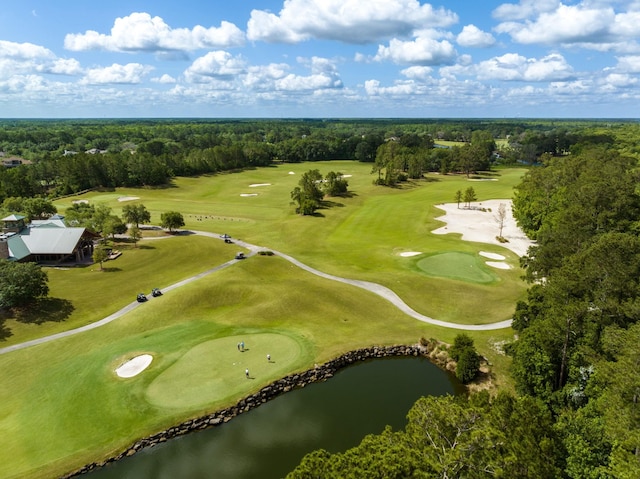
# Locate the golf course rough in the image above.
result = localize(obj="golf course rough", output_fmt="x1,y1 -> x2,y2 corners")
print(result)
146,333 -> 303,409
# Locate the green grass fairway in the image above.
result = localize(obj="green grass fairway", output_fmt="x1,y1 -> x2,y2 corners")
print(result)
416,252 -> 499,284
0,162 -> 529,479
146,333 -> 302,409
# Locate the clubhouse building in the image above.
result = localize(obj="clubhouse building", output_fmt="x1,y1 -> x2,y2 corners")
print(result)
0,214 -> 97,264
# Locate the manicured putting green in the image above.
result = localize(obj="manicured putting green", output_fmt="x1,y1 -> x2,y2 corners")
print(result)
416,252 -> 498,284
146,333 -> 302,409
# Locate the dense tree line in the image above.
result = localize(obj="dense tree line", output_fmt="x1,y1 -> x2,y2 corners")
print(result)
3,119 -> 636,205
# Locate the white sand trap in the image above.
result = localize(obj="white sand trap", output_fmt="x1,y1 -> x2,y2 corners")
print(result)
249,183 -> 271,187
72,199 -> 89,204
486,261 -> 511,270
341,174 -> 352,178
400,251 -> 422,257
115,354 -> 153,378
288,171 -> 295,175
240,193 -> 258,197
432,199 -> 534,257
118,196 -> 140,202
468,178 -> 498,181
479,251 -> 506,260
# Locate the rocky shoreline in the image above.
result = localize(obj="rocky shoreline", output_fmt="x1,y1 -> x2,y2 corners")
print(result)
64,344 -> 436,478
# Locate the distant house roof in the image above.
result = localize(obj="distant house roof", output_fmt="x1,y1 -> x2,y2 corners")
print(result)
2,214 -> 26,221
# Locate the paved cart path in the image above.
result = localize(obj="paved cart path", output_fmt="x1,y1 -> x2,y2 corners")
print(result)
0,231 -> 511,355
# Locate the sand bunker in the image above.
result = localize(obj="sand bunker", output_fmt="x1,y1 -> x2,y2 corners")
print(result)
118,196 -> 140,202
249,183 -> 271,187
115,354 -> 153,378
288,171 -> 295,175
72,199 -> 89,204
479,251 -> 506,260
240,193 -> 258,197
486,261 -> 511,270
432,199 -> 534,257
341,174 -> 353,178
400,251 -> 422,257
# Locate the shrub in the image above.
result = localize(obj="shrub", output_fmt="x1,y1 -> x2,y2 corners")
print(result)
456,348 -> 480,383
449,333 -> 474,361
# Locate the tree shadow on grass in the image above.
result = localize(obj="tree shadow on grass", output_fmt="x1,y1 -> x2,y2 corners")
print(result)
14,298 -> 75,325
0,313 -> 13,341
97,267 -> 122,273
319,200 -> 345,209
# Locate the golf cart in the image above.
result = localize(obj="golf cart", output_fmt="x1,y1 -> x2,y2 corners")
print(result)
136,293 -> 147,302
151,288 -> 162,297
235,252 -> 245,260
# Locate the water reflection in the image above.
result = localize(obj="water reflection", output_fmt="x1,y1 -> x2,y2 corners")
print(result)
89,356 -> 460,479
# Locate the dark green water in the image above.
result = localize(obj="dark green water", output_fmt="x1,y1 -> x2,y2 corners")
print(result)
88,357 -> 460,479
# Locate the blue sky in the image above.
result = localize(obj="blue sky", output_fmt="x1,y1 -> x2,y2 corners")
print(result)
1,0 -> 640,118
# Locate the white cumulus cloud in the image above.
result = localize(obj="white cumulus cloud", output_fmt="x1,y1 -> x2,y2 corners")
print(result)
493,2 -> 640,53
400,66 -> 433,80
80,63 -> 154,84
613,55 -> 640,73
474,52 -> 574,82
151,74 -> 177,84
492,0 -> 560,21
65,12 -> 245,52
0,40 -> 82,79
247,0 -> 458,44
0,40 -> 55,60
373,33 -> 457,65
495,4 -> 614,45
184,51 -> 247,83
457,25 -> 496,48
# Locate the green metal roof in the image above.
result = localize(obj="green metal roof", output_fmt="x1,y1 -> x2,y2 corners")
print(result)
6,234 -> 30,261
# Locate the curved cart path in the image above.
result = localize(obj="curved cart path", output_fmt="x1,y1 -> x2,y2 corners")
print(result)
0,231 -> 511,355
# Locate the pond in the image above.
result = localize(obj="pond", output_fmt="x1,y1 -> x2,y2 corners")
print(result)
88,356 -> 461,479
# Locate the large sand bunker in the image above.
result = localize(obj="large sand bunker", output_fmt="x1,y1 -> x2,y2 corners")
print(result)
115,354 -> 153,378
432,200 -> 533,257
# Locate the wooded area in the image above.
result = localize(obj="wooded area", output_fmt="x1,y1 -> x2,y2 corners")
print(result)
2,118 -> 638,204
